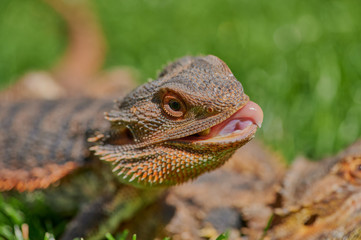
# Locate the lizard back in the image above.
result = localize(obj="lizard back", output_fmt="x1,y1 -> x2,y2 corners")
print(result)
0,98 -> 112,191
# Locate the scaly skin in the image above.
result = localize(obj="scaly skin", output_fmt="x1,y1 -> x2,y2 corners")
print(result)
0,98 -> 112,191
0,55 -> 263,239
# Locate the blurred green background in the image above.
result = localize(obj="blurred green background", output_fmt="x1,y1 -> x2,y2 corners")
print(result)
1,0 -> 360,162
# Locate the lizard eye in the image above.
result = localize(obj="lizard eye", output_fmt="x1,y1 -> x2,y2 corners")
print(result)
162,93 -> 186,118
169,99 -> 181,111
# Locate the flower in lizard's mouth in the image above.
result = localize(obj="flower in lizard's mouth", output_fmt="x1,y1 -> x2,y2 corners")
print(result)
180,101 -> 263,144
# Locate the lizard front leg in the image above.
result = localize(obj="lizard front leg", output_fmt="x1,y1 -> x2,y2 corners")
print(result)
61,186 -> 163,240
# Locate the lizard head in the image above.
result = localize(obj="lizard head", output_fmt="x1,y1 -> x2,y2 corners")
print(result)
90,55 -> 263,187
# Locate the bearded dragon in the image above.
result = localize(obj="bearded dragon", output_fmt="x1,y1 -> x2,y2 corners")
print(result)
0,55 -> 263,239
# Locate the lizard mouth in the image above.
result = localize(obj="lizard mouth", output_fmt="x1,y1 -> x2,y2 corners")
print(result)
92,101 -> 263,147
179,101 -> 263,144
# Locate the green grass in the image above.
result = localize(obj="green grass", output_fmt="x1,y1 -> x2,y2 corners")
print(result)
0,0 -> 361,239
